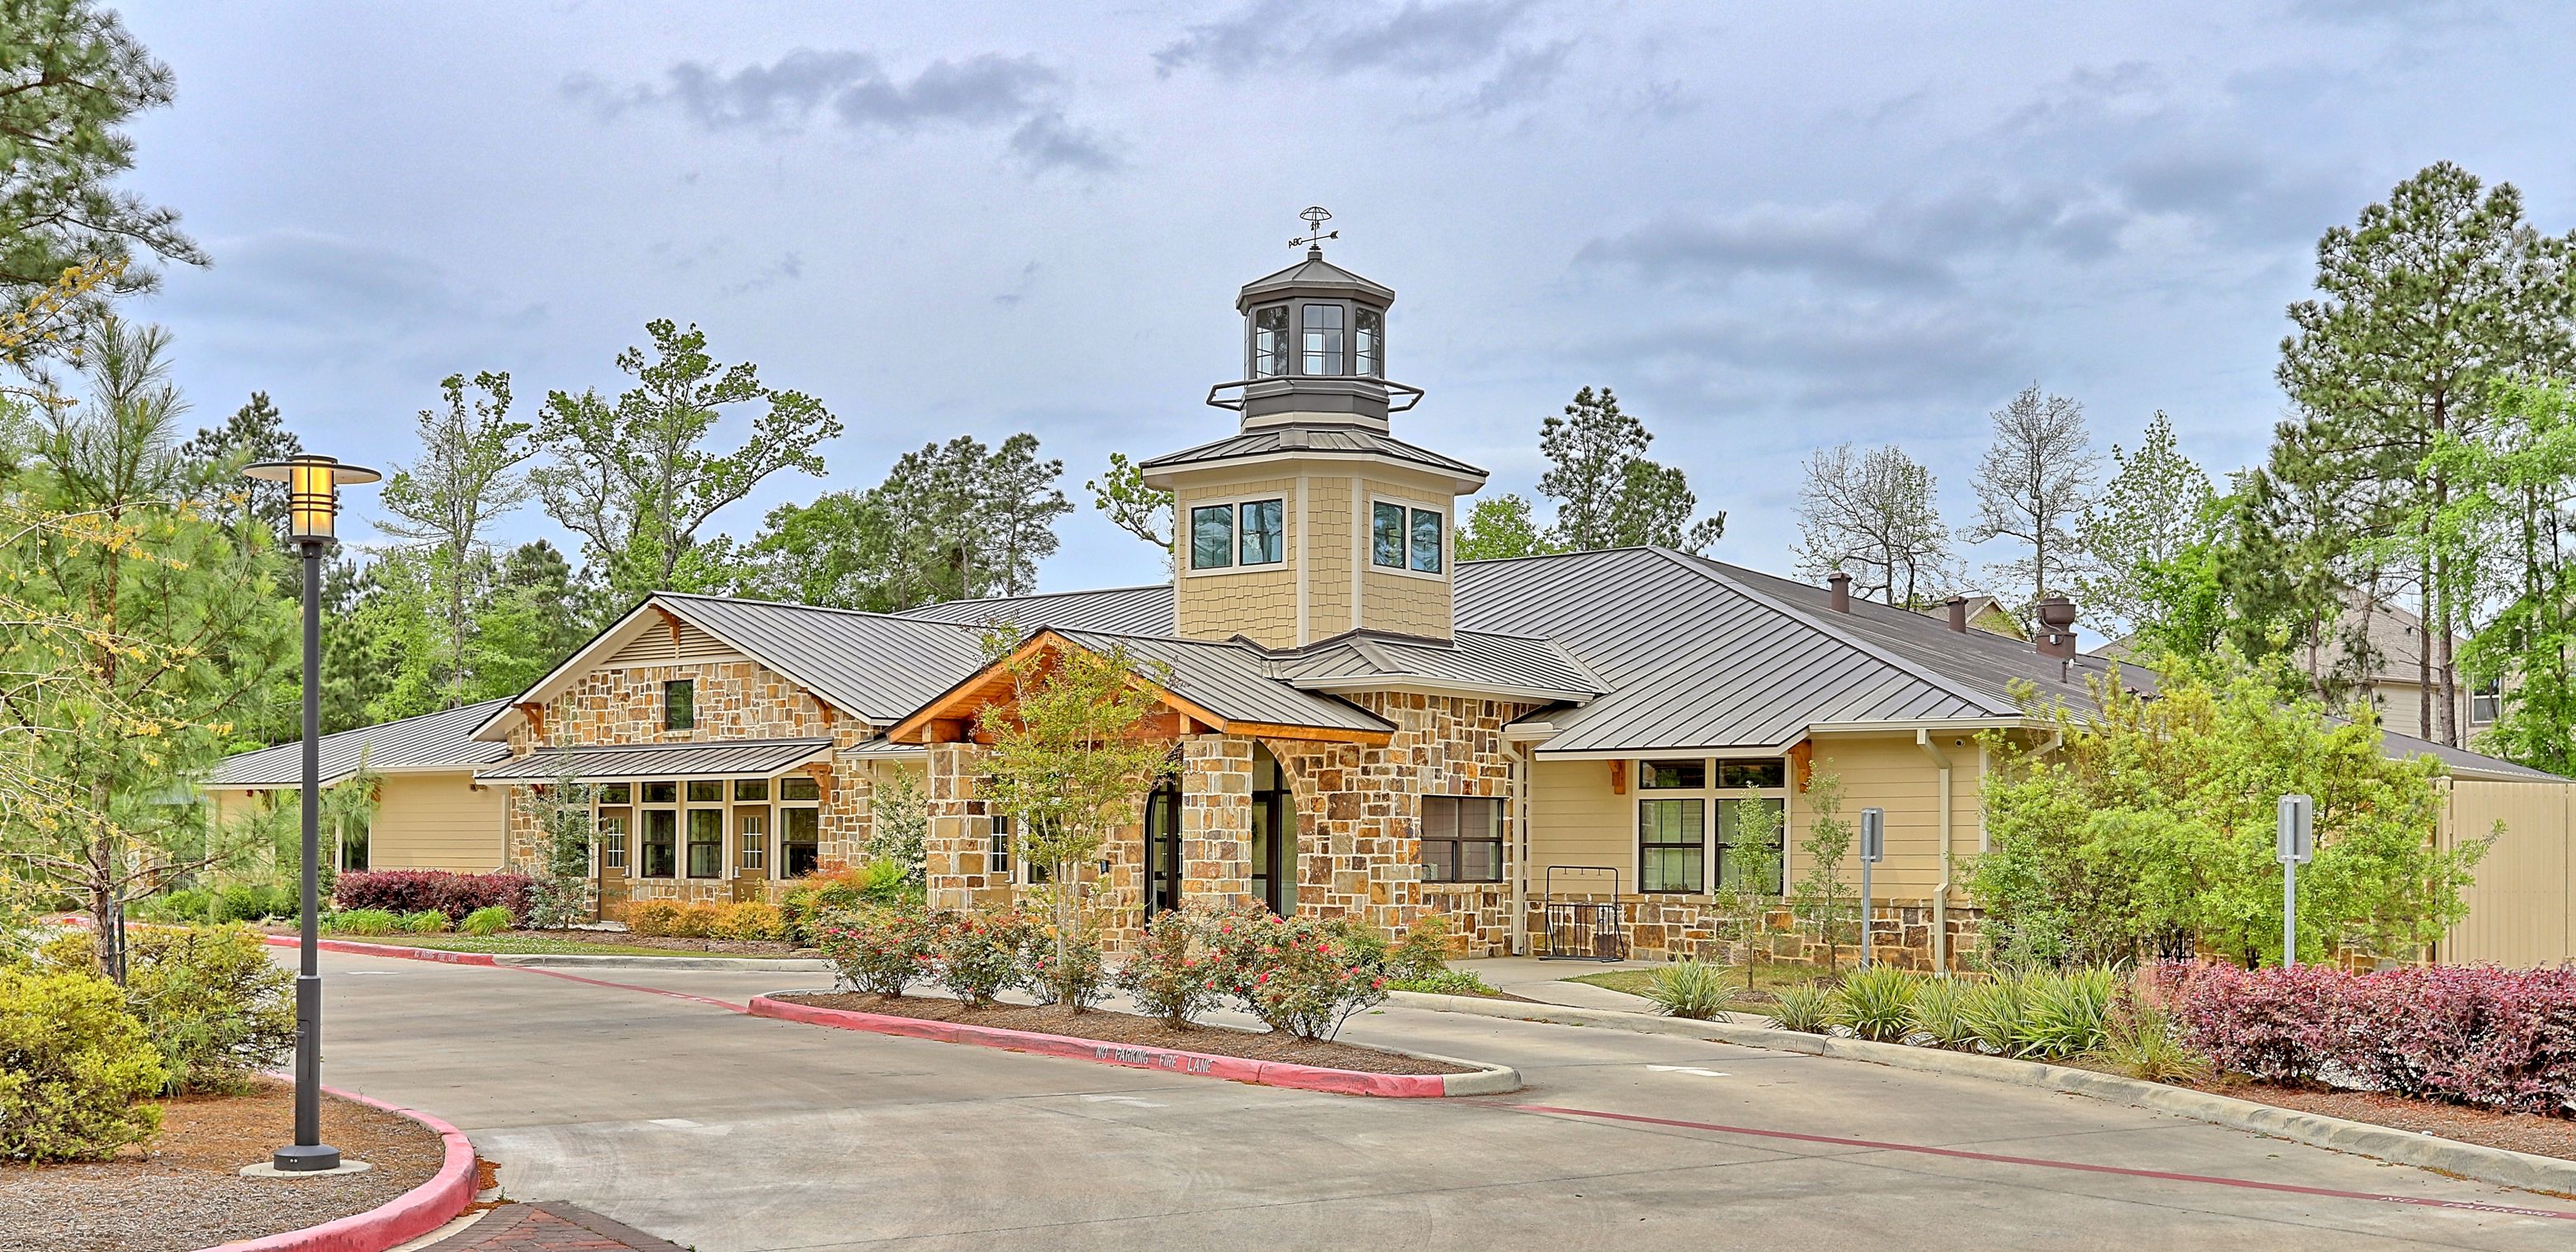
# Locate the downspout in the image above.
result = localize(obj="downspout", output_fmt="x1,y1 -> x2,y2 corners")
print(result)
1510,740 -> 1534,956
1916,729 -> 1953,974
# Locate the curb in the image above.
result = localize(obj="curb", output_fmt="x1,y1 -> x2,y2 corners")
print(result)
1388,990 -> 2576,1196
253,934 -> 826,971
749,994 -> 1520,1098
257,936 -> 497,966
199,1087 -> 478,1252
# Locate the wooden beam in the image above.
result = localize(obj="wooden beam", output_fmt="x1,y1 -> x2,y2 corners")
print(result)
654,605 -> 684,648
1609,760 -> 1627,795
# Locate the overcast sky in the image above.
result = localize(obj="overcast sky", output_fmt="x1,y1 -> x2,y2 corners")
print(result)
115,0 -> 2576,603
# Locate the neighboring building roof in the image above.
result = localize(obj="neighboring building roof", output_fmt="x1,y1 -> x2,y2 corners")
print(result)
1051,629 -> 1395,735
206,698 -> 515,789
477,737 -> 835,783
1134,424 -> 1487,485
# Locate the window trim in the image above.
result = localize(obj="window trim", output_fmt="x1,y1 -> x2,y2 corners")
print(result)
1420,794 -> 1504,884
663,679 -> 695,732
1248,302 -> 1290,378
1183,492 -> 1294,577
1631,756 -> 1792,899
1365,493 -> 1449,581
1299,301 -> 1347,377
2469,680 -> 2503,725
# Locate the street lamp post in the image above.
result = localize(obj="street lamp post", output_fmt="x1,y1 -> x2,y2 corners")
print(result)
243,454 -> 379,1174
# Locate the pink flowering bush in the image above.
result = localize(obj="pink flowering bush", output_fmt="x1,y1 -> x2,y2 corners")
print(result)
2159,961 -> 2576,1115
1116,909 -> 1225,1026
1023,922 -> 1108,1010
936,905 -> 1041,1007
1197,902 -> 1388,1040
815,904 -> 943,998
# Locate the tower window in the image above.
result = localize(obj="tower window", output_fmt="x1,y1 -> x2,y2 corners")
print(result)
1356,307 -> 1382,377
1371,501 -> 1406,568
1301,303 -> 1344,376
1410,507 -> 1443,573
1239,499 -> 1284,565
663,679 -> 694,731
1251,305 -> 1289,377
1191,505 -> 1234,570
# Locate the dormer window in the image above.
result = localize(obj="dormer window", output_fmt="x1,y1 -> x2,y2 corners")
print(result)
1356,307 -> 1382,376
1301,303 -> 1344,375
1252,305 -> 1289,377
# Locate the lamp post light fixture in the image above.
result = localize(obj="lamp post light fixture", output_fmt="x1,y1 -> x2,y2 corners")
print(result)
241,454 -> 379,1174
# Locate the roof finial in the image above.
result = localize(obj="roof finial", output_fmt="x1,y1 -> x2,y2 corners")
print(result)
1290,205 -> 1338,257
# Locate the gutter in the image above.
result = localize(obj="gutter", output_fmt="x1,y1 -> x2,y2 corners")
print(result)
1512,739 -> 1535,956
1916,728 -> 1953,974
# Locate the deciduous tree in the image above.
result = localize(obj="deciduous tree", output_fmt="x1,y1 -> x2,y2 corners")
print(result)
376,371 -> 534,709
1793,442 -> 1950,608
1963,383 -> 2096,626
2073,413 -> 2217,638
1454,492 -> 1560,562
740,434 -> 1069,611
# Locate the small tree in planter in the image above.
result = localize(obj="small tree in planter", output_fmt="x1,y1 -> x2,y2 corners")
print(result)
1714,786 -> 1785,991
974,627 -> 1178,1008
1790,771 -> 1857,970
513,759 -> 596,928
863,766 -> 928,884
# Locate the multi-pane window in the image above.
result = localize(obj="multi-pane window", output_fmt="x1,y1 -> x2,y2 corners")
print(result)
597,814 -> 627,870
733,779 -> 769,803
1639,797 -> 1706,894
641,810 -> 677,879
1301,303 -> 1344,375
1191,500 -> 1285,571
1636,759 -> 1790,897
664,679 -> 694,731
1356,307 -> 1382,377
1422,795 -> 1503,883
686,809 -> 722,879
1371,501 -> 1442,573
1252,304 -> 1289,377
1371,501 -> 1407,568
780,807 -> 819,878
736,809 -> 767,870
989,811 -> 1013,877
1716,797 -> 1786,894
2471,681 -> 2502,724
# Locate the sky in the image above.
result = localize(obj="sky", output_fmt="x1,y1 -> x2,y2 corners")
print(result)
111,0 -> 2576,609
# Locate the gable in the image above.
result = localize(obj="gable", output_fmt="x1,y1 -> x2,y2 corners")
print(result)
605,615 -> 743,666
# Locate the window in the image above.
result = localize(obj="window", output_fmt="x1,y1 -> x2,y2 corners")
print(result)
1356,307 -> 1382,377
733,779 -> 769,802
664,680 -> 694,731
1719,761 -> 1784,789
1422,796 -> 1503,883
338,813 -> 369,873
686,809 -> 723,879
686,780 -> 722,805
1372,501 -> 1407,567
1639,798 -> 1706,893
1191,504 -> 1234,570
1409,507 -> 1442,573
1641,760 -> 1707,790
598,813 -> 628,870
780,775 -> 820,802
641,809 -> 677,879
736,809 -> 767,870
989,811 -> 1012,878
1251,304 -> 1289,377
2471,681 -> 2502,724
1716,797 -> 1786,894
1238,499 -> 1284,565
599,783 -> 632,805
780,807 -> 819,878
642,781 -> 677,805
1301,302 -> 1343,375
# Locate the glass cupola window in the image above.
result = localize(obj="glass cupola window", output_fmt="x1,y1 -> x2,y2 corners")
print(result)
1251,305 -> 1290,377
1300,304 -> 1344,375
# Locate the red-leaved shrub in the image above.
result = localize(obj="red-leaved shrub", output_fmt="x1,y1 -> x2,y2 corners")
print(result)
332,870 -> 534,924
2159,960 -> 2576,1116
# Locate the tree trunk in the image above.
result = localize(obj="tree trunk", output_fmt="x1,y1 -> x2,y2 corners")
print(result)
2417,575 -> 2436,742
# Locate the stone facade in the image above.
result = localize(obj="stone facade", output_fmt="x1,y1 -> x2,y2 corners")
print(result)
1527,894 -> 1986,971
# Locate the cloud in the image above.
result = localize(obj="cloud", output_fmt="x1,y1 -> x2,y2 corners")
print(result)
1594,296 -> 2020,410
565,48 -> 1120,174
1157,0 -> 1541,80
1462,40 -> 1572,116
720,252 -> 806,298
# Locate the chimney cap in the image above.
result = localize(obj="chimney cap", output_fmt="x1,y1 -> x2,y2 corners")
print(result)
2034,595 -> 2077,629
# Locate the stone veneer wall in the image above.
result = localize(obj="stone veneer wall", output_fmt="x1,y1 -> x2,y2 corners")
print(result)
1526,895 -> 1985,971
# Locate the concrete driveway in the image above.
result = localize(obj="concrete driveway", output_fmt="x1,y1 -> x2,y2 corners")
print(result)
311,951 -> 2572,1252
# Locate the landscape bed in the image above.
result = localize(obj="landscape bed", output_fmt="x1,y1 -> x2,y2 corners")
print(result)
254,924 -> 810,959
768,990 -> 1472,1075
2187,1078 -> 2576,1163
0,1078 -> 447,1252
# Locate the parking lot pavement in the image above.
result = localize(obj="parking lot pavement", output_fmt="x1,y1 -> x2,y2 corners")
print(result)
312,951 -> 2575,1252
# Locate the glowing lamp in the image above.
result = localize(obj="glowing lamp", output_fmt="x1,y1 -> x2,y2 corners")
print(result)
244,455 -> 380,543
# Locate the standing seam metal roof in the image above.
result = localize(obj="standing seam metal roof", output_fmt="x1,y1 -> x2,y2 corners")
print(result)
207,698 -> 516,788
896,584 -> 1177,634
476,737 -> 835,782
653,593 -> 997,723
1048,630 -> 1392,733
1135,425 -> 1487,478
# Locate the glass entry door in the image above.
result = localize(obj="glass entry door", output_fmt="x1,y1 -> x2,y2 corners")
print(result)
1250,745 -> 1295,915
1144,778 -> 1181,918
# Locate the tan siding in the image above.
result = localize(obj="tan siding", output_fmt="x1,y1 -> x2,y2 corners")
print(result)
1306,477 -> 1354,638
1173,475 -> 1301,647
2442,778 -> 2574,967
367,771 -> 509,871
1527,759 -> 1636,891
1357,471 -> 1455,639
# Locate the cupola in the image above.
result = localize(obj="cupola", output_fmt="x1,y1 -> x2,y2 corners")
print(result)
1214,206 -> 1419,431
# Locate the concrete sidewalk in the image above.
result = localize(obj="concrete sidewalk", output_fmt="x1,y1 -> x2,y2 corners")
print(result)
1453,954 -> 1664,1011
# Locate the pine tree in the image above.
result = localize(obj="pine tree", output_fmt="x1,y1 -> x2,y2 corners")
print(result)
2073,413 -> 2216,638
1537,386 -> 1726,554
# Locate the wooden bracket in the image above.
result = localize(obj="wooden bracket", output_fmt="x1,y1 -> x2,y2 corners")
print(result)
1609,760 -> 1627,795
516,701 -> 548,742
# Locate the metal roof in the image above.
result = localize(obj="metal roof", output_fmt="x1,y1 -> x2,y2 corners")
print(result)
207,699 -> 515,789
1238,253 -> 1395,307
897,583 -> 1177,634
1135,424 -> 1487,481
477,737 -> 835,782
1051,629 -> 1392,733
653,594 -> 996,723
1268,629 -> 1605,701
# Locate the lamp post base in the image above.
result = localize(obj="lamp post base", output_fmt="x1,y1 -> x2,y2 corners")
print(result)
269,1142 -> 345,1173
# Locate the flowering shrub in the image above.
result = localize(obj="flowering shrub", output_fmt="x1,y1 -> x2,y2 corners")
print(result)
2160,961 -> 2576,1115
333,870 -> 534,923
817,905 -> 943,997
936,905 -> 1039,1007
1199,904 -> 1387,1040
1117,910 -> 1225,1026
1023,922 -> 1107,1011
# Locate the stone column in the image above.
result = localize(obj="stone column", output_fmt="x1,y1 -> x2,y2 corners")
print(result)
1180,733 -> 1253,904
923,741 -> 996,913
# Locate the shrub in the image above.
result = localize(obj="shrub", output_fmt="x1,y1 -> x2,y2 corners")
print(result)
2013,967 -> 2117,1058
460,906 -> 514,937
0,965 -> 167,1161
1200,908 -> 1387,1040
322,908 -> 401,937
712,901 -> 787,942
1834,965 -> 1921,1041
2095,995 -> 2209,1084
780,861 -> 914,944
937,906 -> 1039,1007
1766,981 -> 1837,1033
1957,975 -> 2031,1055
133,889 -> 209,924
625,899 -> 719,938
1385,915 -> 1455,984
333,870 -> 535,924
400,909 -> 452,935
121,925 -> 294,1094
1906,976 -> 1975,1047
1641,960 -> 1733,1020
1388,968 -> 1499,996
1115,909 -> 1224,1027
1023,923 -> 1108,1010
210,883 -> 291,924
817,905 -> 944,997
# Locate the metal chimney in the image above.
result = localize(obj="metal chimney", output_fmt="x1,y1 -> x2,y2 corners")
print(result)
1946,596 -> 1968,633
1828,571 -> 1850,614
2034,595 -> 2079,660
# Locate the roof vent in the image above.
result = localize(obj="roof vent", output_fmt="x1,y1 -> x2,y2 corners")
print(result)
1946,596 -> 1968,633
1828,571 -> 1850,614
2034,595 -> 2079,660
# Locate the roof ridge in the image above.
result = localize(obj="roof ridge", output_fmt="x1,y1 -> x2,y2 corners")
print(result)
905,582 -> 1169,611
234,695 -> 511,754
655,589 -> 985,626
1648,548 -> 2016,717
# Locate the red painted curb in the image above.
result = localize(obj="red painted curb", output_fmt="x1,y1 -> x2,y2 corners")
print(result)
197,1087 -> 479,1252
746,994 -> 1448,1098
256,934 -> 500,966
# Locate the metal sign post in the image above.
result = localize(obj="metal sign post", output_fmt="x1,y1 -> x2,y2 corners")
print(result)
1858,807 -> 1885,969
2277,794 -> 2313,969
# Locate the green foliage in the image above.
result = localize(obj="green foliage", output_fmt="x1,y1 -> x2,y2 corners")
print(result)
861,768 -> 928,884
2074,412 -> 2217,638
321,908 -> 400,937
1956,976 -> 2029,1055
2452,379 -> 2576,775
533,317 -> 841,597
1115,908 -> 1224,1025
1640,959 -> 1733,1020
1087,450 -> 1172,553
815,903 -> 942,998
2010,967 -> 2117,1059
1385,913 -> 1455,983
2093,996 -> 2209,1083
1764,981 -> 1837,1033
466,540 -> 603,704
374,371 -> 535,710
1021,919 -> 1107,1010
1714,786 -> 1783,987
1537,386 -> 1725,553
399,909 -> 450,934
779,861 -> 915,944
1387,968 -> 1499,996
935,904 -> 1038,1008
121,924 -> 292,1094
1905,975 -> 1975,1047
1969,652 -> 2484,966
736,434 -> 1069,611
1454,493 -> 1561,562
209,882 -> 291,924
1196,905 -> 1389,1040
459,905 -> 513,937
1790,771 -> 1857,971
0,962 -> 166,1161
711,901 -> 785,941
1832,965 -> 1920,1041
514,760 -> 594,929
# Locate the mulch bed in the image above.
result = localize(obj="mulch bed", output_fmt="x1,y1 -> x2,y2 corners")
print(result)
0,1077 -> 447,1252
2185,1077 -> 2576,1163
257,923 -> 813,956
774,991 -> 1471,1075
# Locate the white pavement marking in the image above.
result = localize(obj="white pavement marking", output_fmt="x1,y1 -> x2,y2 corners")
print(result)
1079,1094 -> 1168,1107
1646,1065 -> 1731,1078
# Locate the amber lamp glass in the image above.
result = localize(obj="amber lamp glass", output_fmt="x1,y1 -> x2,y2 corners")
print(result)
244,455 -> 381,542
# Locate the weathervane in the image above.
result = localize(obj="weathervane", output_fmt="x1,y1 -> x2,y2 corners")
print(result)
1290,205 -> 1338,253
